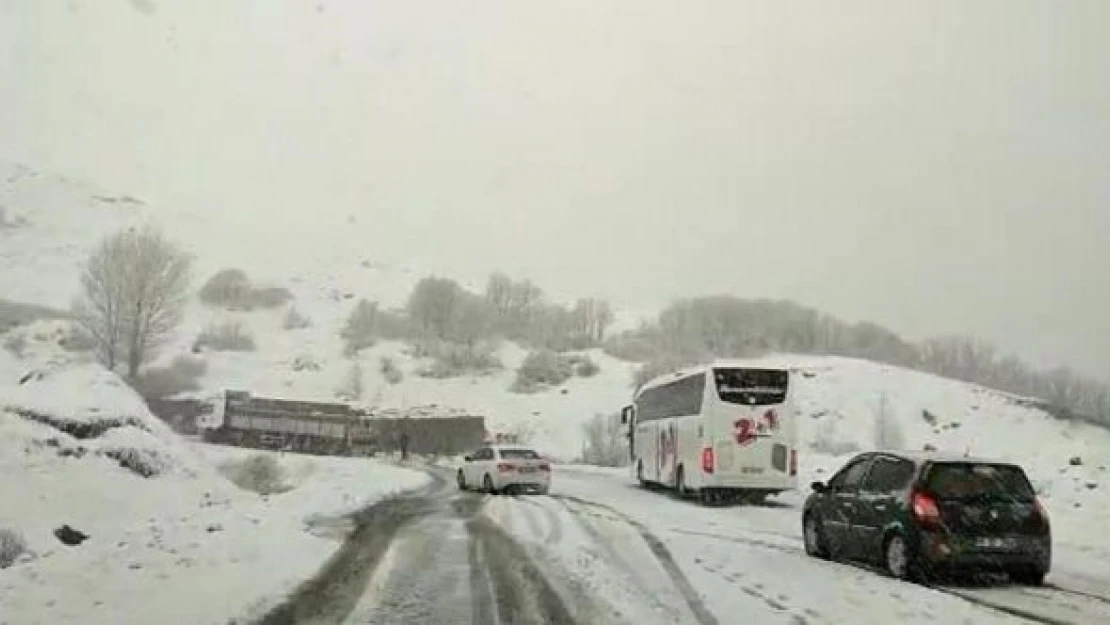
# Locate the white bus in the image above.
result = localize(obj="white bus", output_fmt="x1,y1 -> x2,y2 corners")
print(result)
620,362 -> 798,504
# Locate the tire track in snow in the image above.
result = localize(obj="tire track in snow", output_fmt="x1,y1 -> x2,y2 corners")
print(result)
512,495 -> 565,546
508,495 -> 548,543
552,497 -> 696,624
552,495 -> 720,625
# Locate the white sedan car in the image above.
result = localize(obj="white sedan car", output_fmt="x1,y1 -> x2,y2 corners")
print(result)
457,444 -> 551,495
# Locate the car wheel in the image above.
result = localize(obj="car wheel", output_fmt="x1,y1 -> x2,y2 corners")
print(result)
884,534 -> 919,581
536,486 -> 549,496
457,470 -> 467,491
803,514 -> 830,560
483,474 -> 497,494
1010,567 -> 1046,586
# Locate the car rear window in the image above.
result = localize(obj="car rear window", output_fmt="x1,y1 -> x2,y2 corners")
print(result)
498,448 -> 541,460
924,462 -> 1036,501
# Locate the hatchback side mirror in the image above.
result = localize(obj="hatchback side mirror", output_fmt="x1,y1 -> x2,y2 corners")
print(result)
811,481 -> 827,493
463,455 -> 473,462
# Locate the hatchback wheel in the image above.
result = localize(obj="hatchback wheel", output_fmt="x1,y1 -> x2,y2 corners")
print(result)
803,514 -> 829,559
483,474 -> 497,494
884,534 -> 915,580
1010,567 -> 1046,586
457,470 -> 467,490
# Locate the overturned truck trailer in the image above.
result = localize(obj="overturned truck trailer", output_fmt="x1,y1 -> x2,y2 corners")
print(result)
199,390 -> 486,456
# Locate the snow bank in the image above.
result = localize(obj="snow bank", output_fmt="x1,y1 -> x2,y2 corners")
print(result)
0,328 -> 431,625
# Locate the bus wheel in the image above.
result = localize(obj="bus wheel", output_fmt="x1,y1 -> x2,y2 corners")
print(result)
673,466 -> 687,499
698,488 -> 718,506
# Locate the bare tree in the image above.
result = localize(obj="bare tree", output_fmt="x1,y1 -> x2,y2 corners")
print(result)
336,361 -> 364,401
407,277 -> 464,339
74,226 -> 191,377
341,299 -> 379,355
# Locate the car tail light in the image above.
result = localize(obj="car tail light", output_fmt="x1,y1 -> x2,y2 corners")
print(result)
1033,498 -> 1050,526
497,462 -> 514,473
911,490 -> 942,528
789,449 -> 798,476
538,463 -> 551,472
701,447 -> 715,474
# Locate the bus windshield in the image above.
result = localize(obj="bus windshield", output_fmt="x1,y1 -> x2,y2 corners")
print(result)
712,368 -> 788,406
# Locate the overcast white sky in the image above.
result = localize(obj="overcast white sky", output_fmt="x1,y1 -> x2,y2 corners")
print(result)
2,0 -> 1108,377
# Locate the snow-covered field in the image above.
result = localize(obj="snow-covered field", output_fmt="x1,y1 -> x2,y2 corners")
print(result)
0,341 -> 429,625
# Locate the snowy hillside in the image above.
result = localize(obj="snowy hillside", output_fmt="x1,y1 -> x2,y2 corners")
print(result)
2,160 -> 1108,514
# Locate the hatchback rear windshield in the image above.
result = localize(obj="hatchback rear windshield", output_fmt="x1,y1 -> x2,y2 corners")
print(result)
499,449 -> 541,460
712,368 -> 788,406
924,462 -> 1036,502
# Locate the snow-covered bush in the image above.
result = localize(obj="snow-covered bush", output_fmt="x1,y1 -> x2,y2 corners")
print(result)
578,412 -> 629,467
194,322 -> 256,352
281,305 -> 311,330
511,350 -> 574,393
219,454 -> 289,495
198,268 -> 292,311
57,325 -> 98,353
131,355 -> 207,399
198,269 -> 251,306
0,528 -> 27,569
414,340 -> 501,379
291,354 -> 321,372
568,353 -> 600,377
603,332 -> 661,362
380,356 -> 403,385
2,333 -> 26,357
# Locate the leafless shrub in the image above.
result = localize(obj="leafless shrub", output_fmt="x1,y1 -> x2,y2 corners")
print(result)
281,305 -> 311,330
335,362 -> 364,401
130,355 -> 207,399
219,454 -> 289,495
2,333 -> 26,357
0,529 -> 27,569
577,412 -> 629,467
380,356 -> 403,384
291,354 -> 321,372
341,299 -> 378,356
198,269 -> 293,311
415,340 -> 501,378
511,350 -> 574,393
194,322 -> 256,352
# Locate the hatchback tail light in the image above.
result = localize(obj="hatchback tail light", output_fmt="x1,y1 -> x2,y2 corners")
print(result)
1033,498 -> 1050,527
497,462 -> 514,473
789,449 -> 798,476
911,490 -> 942,528
701,447 -> 715,474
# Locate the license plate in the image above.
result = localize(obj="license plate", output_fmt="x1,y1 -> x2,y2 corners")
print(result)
518,467 -> 537,473
975,537 -> 1018,549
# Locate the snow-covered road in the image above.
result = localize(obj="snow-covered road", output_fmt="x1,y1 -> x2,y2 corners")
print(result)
256,463 -> 1110,625
517,465 -> 1110,625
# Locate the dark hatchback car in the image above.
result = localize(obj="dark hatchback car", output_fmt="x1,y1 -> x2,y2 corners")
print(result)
802,451 -> 1051,585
